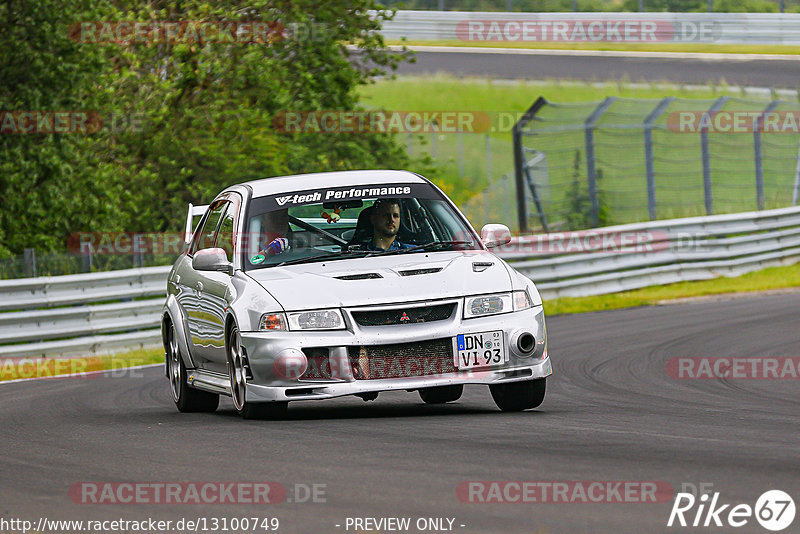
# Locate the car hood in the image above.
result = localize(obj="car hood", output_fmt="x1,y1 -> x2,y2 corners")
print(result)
245,251 -> 512,310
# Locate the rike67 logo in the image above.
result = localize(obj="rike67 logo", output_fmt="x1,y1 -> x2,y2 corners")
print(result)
668,489 -> 795,531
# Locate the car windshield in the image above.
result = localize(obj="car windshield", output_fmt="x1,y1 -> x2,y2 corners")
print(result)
241,182 -> 480,270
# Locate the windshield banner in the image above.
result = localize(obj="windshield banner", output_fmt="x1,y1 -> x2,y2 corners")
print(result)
253,183 -> 440,212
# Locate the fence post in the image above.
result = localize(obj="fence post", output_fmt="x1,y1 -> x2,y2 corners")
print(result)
431,131 -> 437,159
513,97 -> 548,234
643,97 -> 675,221
754,100 -> 780,211
23,248 -> 37,278
502,174 -> 511,218
793,139 -> 800,205
485,134 -> 492,184
81,241 -> 93,273
133,234 -> 144,268
701,96 -> 729,216
458,131 -> 464,177
585,97 -> 616,227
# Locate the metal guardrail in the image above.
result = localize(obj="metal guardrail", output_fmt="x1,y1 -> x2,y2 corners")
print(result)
497,205 -> 800,298
0,266 -> 169,359
382,11 -> 800,45
1,206 -> 799,358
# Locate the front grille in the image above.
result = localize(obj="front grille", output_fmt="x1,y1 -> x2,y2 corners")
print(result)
351,303 -> 455,326
347,338 -> 455,380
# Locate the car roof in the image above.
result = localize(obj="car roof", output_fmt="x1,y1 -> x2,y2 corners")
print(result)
237,170 -> 428,198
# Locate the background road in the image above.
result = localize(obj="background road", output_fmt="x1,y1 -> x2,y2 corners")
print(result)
397,49 -> 800,88
1,292 -> 798,533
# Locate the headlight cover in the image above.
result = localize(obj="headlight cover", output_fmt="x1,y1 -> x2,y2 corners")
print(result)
513,289 -> 533,311
259,312 -> 287,331
464,291 -> 532,319
287,309 -> 345,330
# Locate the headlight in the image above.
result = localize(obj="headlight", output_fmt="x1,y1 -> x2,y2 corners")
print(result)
259,313 -> 287,331
287,309 -> 345,330
464,293 -> 512,318
464,291 -> 532,318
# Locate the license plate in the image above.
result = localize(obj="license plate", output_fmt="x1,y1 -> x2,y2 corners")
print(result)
454,330 -> 507,370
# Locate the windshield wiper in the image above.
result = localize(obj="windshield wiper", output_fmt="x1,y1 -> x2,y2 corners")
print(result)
271,249 -> 371,267
366,240 -> 474,257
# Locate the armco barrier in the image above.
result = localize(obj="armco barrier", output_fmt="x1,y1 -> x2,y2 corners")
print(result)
1,206 -> 799,358
381,11 -> 800,45
0,266 -> 169,359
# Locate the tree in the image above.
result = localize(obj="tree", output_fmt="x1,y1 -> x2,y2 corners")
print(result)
0,0 -> 416,256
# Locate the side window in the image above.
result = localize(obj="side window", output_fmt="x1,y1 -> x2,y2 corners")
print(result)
217,205 -> 236,262
190,202 -> 228,254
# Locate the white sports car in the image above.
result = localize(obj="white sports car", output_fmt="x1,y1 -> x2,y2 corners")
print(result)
162,170 -> 551,418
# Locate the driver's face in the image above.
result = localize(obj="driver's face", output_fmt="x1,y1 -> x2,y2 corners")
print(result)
372,203 -> 400,238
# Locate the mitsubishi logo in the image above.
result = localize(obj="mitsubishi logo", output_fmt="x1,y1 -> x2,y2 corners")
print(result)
400,312 -> 410,322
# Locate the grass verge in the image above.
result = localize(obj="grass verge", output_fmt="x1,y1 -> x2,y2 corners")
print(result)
0,347 -> 163,382
390,40 -> 800,56
544,263 -> 800,315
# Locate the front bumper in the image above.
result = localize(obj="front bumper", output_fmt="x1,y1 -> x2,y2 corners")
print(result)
238,300 -> 550,403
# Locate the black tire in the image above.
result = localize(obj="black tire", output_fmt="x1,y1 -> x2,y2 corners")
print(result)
419,384 -> 464,404
227,325 -> 288,420
166,322 -> 219,413
490,378 -> 546,412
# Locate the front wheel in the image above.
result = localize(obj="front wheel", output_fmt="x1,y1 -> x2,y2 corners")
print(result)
490,378 -> 546,412
227,326 -> 288,420
419,384 -> 463,404
166,322 -> 219,413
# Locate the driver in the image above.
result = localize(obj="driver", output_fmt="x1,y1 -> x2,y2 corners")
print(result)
255,209 -> 290,260
363,199 -> 414,252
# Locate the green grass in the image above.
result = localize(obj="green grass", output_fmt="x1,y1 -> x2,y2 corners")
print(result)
391,39 -> 800,56
0,348 -> 163,381
543,263 -> 800,315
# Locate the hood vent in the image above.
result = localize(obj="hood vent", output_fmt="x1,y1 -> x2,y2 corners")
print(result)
398,267 -> 442,277
335,273 -> 383,280
472,262 -> 493,272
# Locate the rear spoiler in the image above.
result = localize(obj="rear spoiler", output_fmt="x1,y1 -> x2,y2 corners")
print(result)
184,203 -> 209,244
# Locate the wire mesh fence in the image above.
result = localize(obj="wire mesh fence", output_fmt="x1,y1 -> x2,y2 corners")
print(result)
511,96 -> 800,232
0,249 -> 179,279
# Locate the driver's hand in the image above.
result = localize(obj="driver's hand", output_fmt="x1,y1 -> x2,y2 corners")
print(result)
262,237 -> 289,256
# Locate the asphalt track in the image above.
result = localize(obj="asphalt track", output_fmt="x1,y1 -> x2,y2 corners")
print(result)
397,48 -> 800,88
1,292 -> 798,533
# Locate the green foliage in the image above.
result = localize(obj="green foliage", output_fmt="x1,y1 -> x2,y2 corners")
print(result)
0,0 -> 417,255
564,150 -> 611,230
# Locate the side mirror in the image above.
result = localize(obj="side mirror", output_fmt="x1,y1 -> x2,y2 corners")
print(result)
193,248 -> 233,275
481,224 -> 512,249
